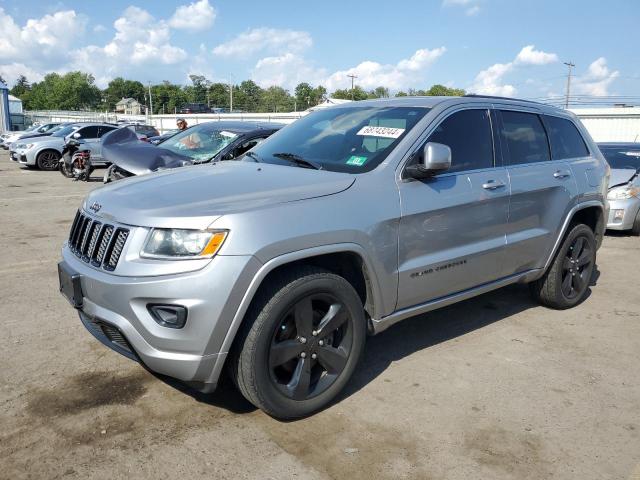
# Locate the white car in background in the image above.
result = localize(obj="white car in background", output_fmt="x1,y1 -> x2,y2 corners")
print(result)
11,123 -> 118,170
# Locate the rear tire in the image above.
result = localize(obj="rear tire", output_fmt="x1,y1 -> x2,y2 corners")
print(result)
530,223 -> 596,309
229,266 -> 366,420
36,150 -> 60,171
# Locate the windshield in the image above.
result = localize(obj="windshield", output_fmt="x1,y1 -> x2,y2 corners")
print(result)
600,147 -> 640,171
47,124 -> 66,134
159,123 -> 239,162
52,125 -> 77,138
247,106 -> 430,173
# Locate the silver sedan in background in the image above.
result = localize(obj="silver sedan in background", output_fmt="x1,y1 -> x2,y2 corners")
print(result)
599,143 -> 640,235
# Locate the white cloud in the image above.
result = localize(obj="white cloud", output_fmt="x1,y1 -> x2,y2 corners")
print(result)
469,62 -> 516,96
0,8 -> 86,62
322,47 -> 446,92
469,45 -> 558,96
0,62 -> 45,86
573,57 -> 619,96
93,24 -> 107,33
442,0 -> 482,16
514,45 -> 559,66
70,6 -> 188,86
213,28 -> 312,57
252,53 -> 327,89
169,0 -> 216,31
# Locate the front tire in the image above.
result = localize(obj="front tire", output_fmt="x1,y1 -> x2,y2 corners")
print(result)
59,161 -> 74,178
530,223 -> 596,309
36,150 -> 61,171
230,266 -> 366,420
631,210 -> 640,236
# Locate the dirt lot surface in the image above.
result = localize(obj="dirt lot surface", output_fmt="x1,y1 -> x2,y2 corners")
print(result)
1,151 -> 639,480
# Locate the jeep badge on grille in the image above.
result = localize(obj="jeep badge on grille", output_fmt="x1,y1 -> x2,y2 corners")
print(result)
89,202 -> 102,213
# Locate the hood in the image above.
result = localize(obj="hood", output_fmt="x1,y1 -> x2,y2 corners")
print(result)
103,127 -> 192,175
16,132 -> 51,141
609,168 -> 637,188
21,135 -> 63,146
84,161 -> 356,229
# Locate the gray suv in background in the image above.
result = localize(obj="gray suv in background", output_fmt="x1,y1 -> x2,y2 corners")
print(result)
58,96 -> 608,419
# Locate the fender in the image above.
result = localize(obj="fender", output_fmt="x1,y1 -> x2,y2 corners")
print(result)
204,242 -> 385,385
542,200 -> 606,272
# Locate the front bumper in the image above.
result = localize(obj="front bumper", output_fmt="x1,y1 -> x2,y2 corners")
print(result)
606,197 -> 640,230
60,246 -> 262,391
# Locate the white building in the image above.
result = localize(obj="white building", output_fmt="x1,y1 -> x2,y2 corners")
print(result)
571,107 -> 640,143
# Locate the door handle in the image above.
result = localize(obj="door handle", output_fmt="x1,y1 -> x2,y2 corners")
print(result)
553,170 -> 571,179
482,180 -> 506,190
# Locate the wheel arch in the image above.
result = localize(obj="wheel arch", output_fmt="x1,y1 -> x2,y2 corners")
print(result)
207,244 -> 383,385
35,147 -> 62,163
543,201 -> 605,273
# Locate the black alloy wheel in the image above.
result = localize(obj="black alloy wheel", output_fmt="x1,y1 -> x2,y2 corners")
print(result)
560,235 -> 593,300
269,293 -> 353,401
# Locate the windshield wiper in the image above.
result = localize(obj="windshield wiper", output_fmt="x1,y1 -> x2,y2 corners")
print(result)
272,152 -> 322,170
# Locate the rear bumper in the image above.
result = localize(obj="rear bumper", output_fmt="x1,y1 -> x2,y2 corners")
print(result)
606,197 -> 640,230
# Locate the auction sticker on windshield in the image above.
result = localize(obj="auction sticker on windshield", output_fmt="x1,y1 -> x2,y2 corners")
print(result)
346,155 -> 368,166
356,126 -> 405,138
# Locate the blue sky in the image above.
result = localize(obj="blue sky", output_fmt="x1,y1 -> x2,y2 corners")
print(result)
1,0 -> 638,102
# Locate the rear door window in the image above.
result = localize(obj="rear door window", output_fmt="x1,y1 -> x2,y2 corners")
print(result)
544,115 -> 589,159
426,109 -> 494,173
499,110 -> 550,165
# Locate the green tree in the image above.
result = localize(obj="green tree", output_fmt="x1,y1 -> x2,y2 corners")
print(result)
208,82 -> 230,109
424,84 -> 465,96
25,72 -> 100,110
104,77 -> 146,110
151,81 -> 186,114
10,75 -> 31,99
312,85 -> 327,104
295,82 -> 313,110
236,80 -> 263,112
185,74 -> 211,104
395,91 -> 408,97
331,85 -> 368,101
371,86 -> 390,98
260,86 -> 294,112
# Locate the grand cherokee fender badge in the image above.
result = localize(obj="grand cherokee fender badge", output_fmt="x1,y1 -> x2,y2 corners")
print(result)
89,202 -> 102,213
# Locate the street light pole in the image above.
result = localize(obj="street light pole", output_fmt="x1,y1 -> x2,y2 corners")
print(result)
563,61 -> 575,109
347,74 -> 358,100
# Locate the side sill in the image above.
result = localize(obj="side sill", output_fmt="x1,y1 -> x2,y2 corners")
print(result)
370,269 -> 540,335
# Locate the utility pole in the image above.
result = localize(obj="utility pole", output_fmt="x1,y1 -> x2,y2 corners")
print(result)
347,74 -> 358,100
148,82 -> 153,117
563,61 -> 575,109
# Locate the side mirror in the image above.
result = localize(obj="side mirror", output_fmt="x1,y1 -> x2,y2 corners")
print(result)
405,142 -> 451,179
72,132 -> 81,139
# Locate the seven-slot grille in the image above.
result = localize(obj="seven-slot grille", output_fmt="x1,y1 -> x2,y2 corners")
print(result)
68,210 -> 129,271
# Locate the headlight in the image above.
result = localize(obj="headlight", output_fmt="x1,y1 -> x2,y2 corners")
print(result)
16,143 -> 34,150
607,185 -> 640,200
141,229 -> 228,259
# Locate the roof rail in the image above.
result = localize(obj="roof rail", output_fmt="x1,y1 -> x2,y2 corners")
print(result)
463,94 -> 541,105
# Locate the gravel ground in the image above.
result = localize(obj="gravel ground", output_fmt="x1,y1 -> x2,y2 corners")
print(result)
1,151 -> 639,480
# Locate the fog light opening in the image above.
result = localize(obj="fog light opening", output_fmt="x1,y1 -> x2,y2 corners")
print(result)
148,304 -> 188,329
613,209 -> 625,222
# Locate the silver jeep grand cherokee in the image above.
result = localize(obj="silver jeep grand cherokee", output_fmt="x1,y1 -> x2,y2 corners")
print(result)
58,96 -> 608,419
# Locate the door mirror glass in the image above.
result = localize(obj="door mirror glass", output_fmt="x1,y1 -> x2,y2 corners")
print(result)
406,142 -> 452,179
72,132 -> 81,139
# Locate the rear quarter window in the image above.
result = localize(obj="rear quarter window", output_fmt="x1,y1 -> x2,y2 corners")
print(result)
544,115 -> 589,159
